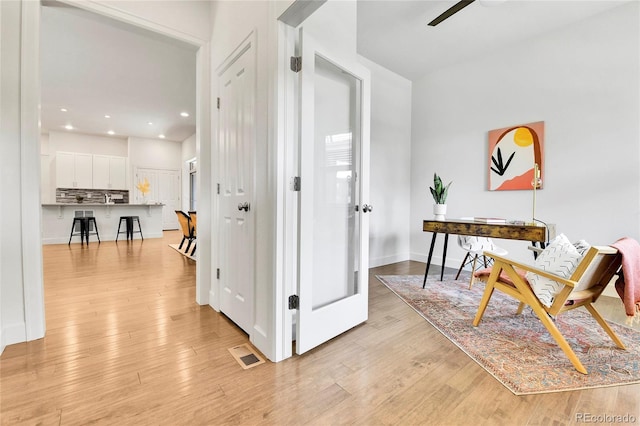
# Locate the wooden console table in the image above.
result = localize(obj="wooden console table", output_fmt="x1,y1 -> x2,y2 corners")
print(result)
422,219 -> 555,287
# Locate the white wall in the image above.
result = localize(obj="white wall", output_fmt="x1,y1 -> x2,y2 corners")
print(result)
128,136 -> 182,171
40,133 -> 51,203
299,0 -> 356,58
410,3 -> 640,269
0,0 -> 3,354
0,0 -> 25,354
47,130 -> 128,156
84,0 -> 210,44
0,0 -> 44,353
358,55 -> 412,267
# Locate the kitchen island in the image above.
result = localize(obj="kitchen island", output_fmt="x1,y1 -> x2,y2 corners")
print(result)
42,203 -> 164,244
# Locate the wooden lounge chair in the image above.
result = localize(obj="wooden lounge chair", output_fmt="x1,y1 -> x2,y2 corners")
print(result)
472,245 -> 625,374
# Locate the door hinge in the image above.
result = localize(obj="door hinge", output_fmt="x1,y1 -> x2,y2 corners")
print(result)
290,56 -> 302,73
216,268 -> 220,279
288,295 -> 299,310
292,176 -> 301,191
217,183 -> 220,194
217,97 -> 220,109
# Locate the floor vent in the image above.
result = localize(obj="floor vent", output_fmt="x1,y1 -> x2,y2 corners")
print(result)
228,343 -> 266,370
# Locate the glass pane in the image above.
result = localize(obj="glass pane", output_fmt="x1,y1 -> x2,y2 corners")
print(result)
190,171 -> 197,211
311,54 -> 361,310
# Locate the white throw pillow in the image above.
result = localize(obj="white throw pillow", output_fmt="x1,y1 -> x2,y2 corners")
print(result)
526,234 -> 583,307
573,239 -> 591,257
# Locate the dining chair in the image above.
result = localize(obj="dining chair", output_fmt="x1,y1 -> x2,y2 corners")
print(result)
455,236 -> 507,289
187,211 -> 197,256
175,210 -> 195,254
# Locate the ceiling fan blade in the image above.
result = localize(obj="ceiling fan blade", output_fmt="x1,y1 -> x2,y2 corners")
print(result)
428,0 -> 476,26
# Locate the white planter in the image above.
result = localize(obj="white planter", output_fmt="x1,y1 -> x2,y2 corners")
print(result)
433,204 -> 447,221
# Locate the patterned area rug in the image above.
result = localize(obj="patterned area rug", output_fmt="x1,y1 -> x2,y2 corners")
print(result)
376,274 -> 640,395
169,243 -> 196,261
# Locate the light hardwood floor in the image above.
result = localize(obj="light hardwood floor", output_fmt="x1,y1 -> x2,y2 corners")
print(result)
1,231 -> 639,425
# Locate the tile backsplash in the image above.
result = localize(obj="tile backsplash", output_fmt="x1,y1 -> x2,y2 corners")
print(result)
56,188 -> 129,204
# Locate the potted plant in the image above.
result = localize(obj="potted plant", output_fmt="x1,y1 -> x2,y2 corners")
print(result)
430,173 -> 451,221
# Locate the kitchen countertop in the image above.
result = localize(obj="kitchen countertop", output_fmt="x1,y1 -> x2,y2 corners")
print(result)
41,203 -> 165,244
42,203 -> 164,206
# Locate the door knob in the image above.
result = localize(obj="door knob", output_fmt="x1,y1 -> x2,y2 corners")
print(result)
362,204 -> 373,213
238,202 -> 250,212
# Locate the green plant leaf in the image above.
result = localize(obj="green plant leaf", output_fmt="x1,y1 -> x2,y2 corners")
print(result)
430,173 -> 452,204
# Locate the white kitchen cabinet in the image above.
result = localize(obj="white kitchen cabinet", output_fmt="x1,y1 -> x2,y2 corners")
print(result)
55,152 -> 93,188
93,155 -> 127,189
109,156 -> 127,189
92,155 -> 110,189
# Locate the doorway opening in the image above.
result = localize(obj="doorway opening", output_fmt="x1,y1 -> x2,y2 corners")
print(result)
29,1 -> 209,342
188,158 -> 197,211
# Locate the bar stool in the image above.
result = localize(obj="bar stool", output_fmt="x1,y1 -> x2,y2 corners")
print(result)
85,217 -> 101,245
116,216 -> 144,241
68,217 -> 100,245
68,217 -> 87,245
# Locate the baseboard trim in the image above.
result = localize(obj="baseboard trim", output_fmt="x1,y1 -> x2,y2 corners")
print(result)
42,233 -> 164,245
410,252 -> 465,271
2,323 -> 27,349
369,253 -> 410,268
208,290 -> 219,311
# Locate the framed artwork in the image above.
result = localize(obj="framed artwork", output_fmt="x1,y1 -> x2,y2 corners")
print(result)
488,121 -> 544,191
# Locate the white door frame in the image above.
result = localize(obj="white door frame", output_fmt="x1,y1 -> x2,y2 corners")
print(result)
274,2 -> 338,361
274,20 -> 300,361
19,0 -> 212,345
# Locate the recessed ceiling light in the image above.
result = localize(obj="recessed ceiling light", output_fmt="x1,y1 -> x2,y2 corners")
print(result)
148,122 -> 153,126
104,114 -> 111,119
159,134 -> 166,139
64,124 -> 73,130
180,112 -> 189,117
60,108 -> 68,112
107,130 -> 115,135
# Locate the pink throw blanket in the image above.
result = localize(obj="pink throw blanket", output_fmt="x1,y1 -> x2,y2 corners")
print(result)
611,237 -> 640,319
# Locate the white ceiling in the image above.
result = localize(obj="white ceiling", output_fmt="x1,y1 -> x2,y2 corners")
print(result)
40,3 -> 197,143
39,1 -> 629,143
357,0 -> 630,81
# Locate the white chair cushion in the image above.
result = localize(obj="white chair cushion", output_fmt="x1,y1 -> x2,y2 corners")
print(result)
526,234 -> 583,307
459,236 -> 508,256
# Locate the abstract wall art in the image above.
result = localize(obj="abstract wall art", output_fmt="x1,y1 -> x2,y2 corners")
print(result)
488,121 -> 544,191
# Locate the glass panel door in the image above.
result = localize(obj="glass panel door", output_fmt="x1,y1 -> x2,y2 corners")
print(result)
296,30 -> 371,355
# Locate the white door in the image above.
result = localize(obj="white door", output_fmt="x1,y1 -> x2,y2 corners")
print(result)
218,38 -> 255,334
157,170 -> 180,229
135,169 -> 157,202
296,30 -> 371,354
135,168 -> 180,230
